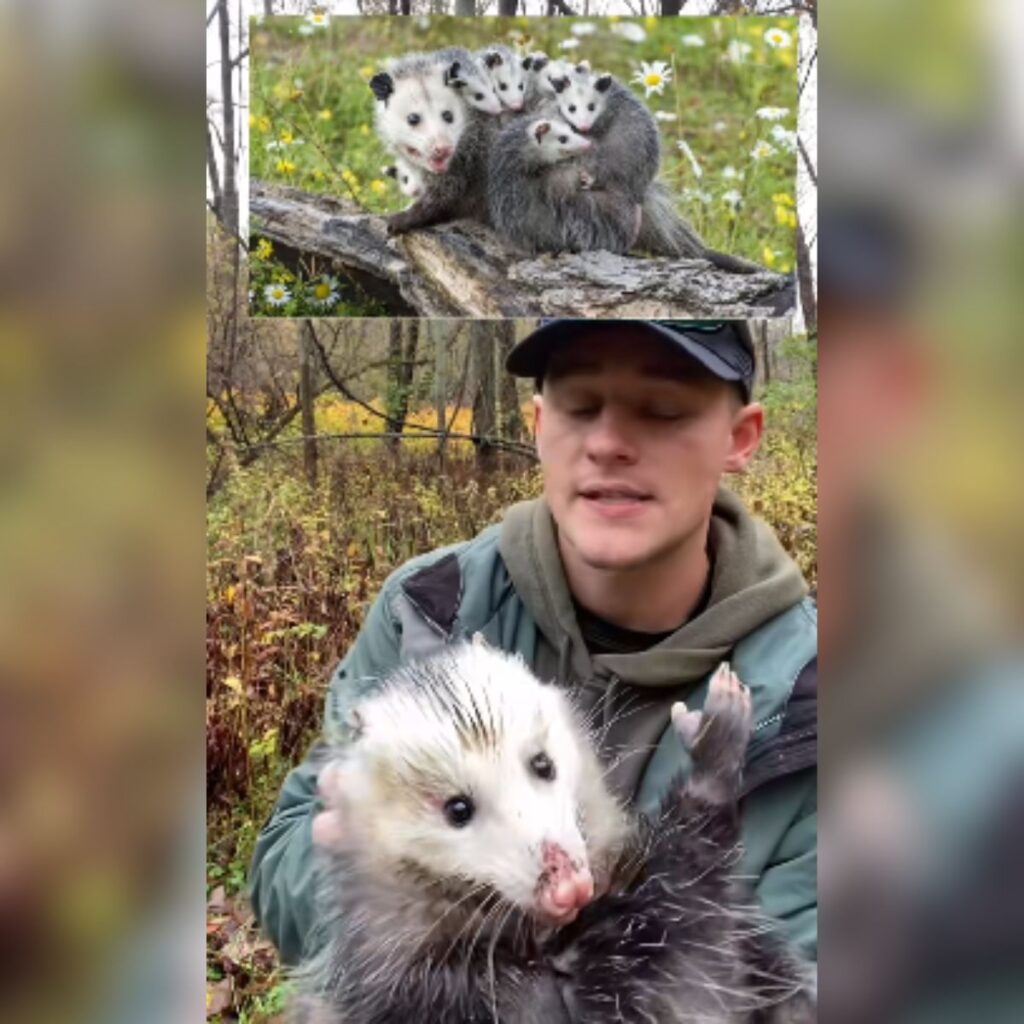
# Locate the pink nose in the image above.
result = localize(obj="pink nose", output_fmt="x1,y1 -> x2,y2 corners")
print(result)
537,841 -> 594,922
431,146 -> 453,163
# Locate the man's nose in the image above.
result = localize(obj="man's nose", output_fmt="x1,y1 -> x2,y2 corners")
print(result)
584,408 -> 637,462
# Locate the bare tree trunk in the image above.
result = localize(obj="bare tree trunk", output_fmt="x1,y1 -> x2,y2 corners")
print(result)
263,0 -> 273,15
470,324 -> 497,473
384,321 -> 419,454
497,322 -> 525,449
434,323 -> 448,473
796,217 -> 817,335
498,0 -> 518,14
454,0 -> 476,14
217,0 -> 238,238
400,0 -> 411,13
300,322 -> 319,488
661,0 -> 683,14
758,321 -> 771,385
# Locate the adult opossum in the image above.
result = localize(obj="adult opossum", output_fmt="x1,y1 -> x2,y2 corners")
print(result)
369,53 -> 496,235
488,116 -> 641,255
294,641 -> 816,1023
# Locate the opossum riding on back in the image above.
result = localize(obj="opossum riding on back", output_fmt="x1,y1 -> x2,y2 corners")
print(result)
294,640 -> 816,1023
369,52 -> 497,235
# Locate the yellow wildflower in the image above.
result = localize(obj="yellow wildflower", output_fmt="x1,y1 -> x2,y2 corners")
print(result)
370,179 -> 386,195
317,109 -> 332,121
275,158 -> 296,175
279,129 -> 294,145
644,15 -> 658,28
359,66 -> 375,80
762,245 -> 777,267
772,192 -> 795,207
254,238 -> 273,261
257,115 -> 271,134
248,113 -> 256,128
360,124 -> 370,136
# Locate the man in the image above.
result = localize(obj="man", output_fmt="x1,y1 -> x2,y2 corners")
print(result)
250,320 -> 817,967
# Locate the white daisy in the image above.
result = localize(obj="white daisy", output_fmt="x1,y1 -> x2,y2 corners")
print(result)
676,139 -> 703,179
770,124 -> 798,152
722,189 -> 743,210
680,34 -> 705,48
305,11 -> 329,30
721,165 -> 743,180
712,120 -> 728,133
653,111 -> 678,122
558,38 -> 580,50
417,16 -> 431,30
726,40 -> 752,64
264,283 -> 291,307
611,22 -> 647,44
631,60 -> 673,98
756,106 -> 790,121
571,22 -> 597,36
764,27 -> 793,49
751,140 -> 777,161
309,276 -> 339,310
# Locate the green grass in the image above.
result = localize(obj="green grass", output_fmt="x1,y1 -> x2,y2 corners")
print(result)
247,15 -> 800,315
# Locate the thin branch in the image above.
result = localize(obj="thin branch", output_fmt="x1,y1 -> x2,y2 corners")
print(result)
797,135 -> 817,188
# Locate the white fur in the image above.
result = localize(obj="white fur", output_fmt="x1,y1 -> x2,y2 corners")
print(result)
374,63 -> 468,176
442,53 -> 502,116
321,643 -> 629,916
383,156 -> 425,198
528,118 -> 593,164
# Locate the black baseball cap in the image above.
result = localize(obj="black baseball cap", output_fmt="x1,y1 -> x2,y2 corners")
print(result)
506,320 -> 756,401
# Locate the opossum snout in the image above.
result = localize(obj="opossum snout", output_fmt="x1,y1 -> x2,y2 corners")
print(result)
536,840 -> 594,924
428,145 -> 454,172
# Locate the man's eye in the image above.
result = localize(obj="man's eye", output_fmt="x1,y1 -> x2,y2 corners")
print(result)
645,407 -> 685,420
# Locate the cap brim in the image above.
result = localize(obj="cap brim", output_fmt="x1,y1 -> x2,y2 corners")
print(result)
505,320 -> 752,388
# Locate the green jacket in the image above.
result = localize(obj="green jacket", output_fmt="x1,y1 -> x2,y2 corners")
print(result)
250,492 -> 817,966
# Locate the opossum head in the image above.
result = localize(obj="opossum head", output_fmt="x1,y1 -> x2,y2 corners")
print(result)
528,118 -> 592,164
382,158 -> 424,199
550,65 -> 613,134
480,46 -> 527,112
369,66 -> 467,175
442,56 -> 502,116
320,641 -> 628,927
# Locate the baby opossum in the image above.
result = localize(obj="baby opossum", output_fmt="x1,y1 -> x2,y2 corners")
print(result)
479,44 -> 529,113
295,642 -> 816,1024
382,156 -> 425,200
488,116 -> 641,255
521,53 -> 576,111
547,65 -> 764,271
435,46 -> 503,116
369,54 -> 496,235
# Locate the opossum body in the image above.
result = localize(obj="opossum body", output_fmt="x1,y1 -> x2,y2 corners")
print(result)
435,46 -> 503,116
488,116 -> 641,255
369,54 -> 495,234
296,644 -> 816,1023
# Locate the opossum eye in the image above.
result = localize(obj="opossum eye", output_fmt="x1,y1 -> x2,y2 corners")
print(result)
444,795 -> 475,827
499,83 -> 507,91
442,110 -> 454,124
568,105 -> 577,113
407,113 -> 421,126
530,752 -> 556,781
519,83 -> 524,91
474,92 -> 483,100
558,135 -> 568,143
587,103 -> 595,112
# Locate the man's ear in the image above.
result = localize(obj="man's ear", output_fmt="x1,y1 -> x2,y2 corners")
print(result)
724,401 -> 764,472
533,393 -> 544,457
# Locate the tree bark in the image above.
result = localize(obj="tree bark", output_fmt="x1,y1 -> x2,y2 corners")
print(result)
217,0 -> 238,237
433,322 -> 448,472
498,0 -> 518,14
300,321 -> 319,488
660,0 -> 684,14
454,0 -> 476,15
497,322 -> 525,447
796,216 -> 817,335
470,324 -> 497,473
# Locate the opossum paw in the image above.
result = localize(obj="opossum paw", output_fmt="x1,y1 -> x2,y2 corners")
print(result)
684,663 -> 753,786
579,170 -> 595,190
670,701 -> 704,751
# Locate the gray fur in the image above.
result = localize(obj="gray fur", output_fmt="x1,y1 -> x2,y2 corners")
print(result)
488,115 -> 641,255
292,653 -> 815,1023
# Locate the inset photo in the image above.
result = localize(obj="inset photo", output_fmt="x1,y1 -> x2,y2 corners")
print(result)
246,14 -> 804,318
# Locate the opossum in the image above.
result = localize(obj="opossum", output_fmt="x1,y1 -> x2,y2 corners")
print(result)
549,67 -> 661,204
295,642 -> 816,1023
488,116 -> 642,255
548,66 -> 764,271
479,44 -> 529,113
521,53 -> 576,111
369,54 -> 496,235
382,156 -> 425,200
435,46 -> 503,116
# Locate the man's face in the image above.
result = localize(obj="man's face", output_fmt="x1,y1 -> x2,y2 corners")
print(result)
534,330 -> 762,574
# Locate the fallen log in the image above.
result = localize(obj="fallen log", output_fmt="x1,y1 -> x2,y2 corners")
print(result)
249,180 -> 795,318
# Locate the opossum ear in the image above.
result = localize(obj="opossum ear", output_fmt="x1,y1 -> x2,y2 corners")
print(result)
521,56 -> 532,70
533,120 -> 552,143
471,631 -> 491,649
483,50 -> 503,69
343,706 -> 365,739
595,74 -> 613,93
369,71 -> 394,103
574,60 -> 591,74
444,60 -> 464,87
533,56 -> 549,71
551,76 -> 570,94
383,165 -> 397,179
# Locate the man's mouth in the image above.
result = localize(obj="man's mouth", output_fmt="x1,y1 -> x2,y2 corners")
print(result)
578,485 -> 652,505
